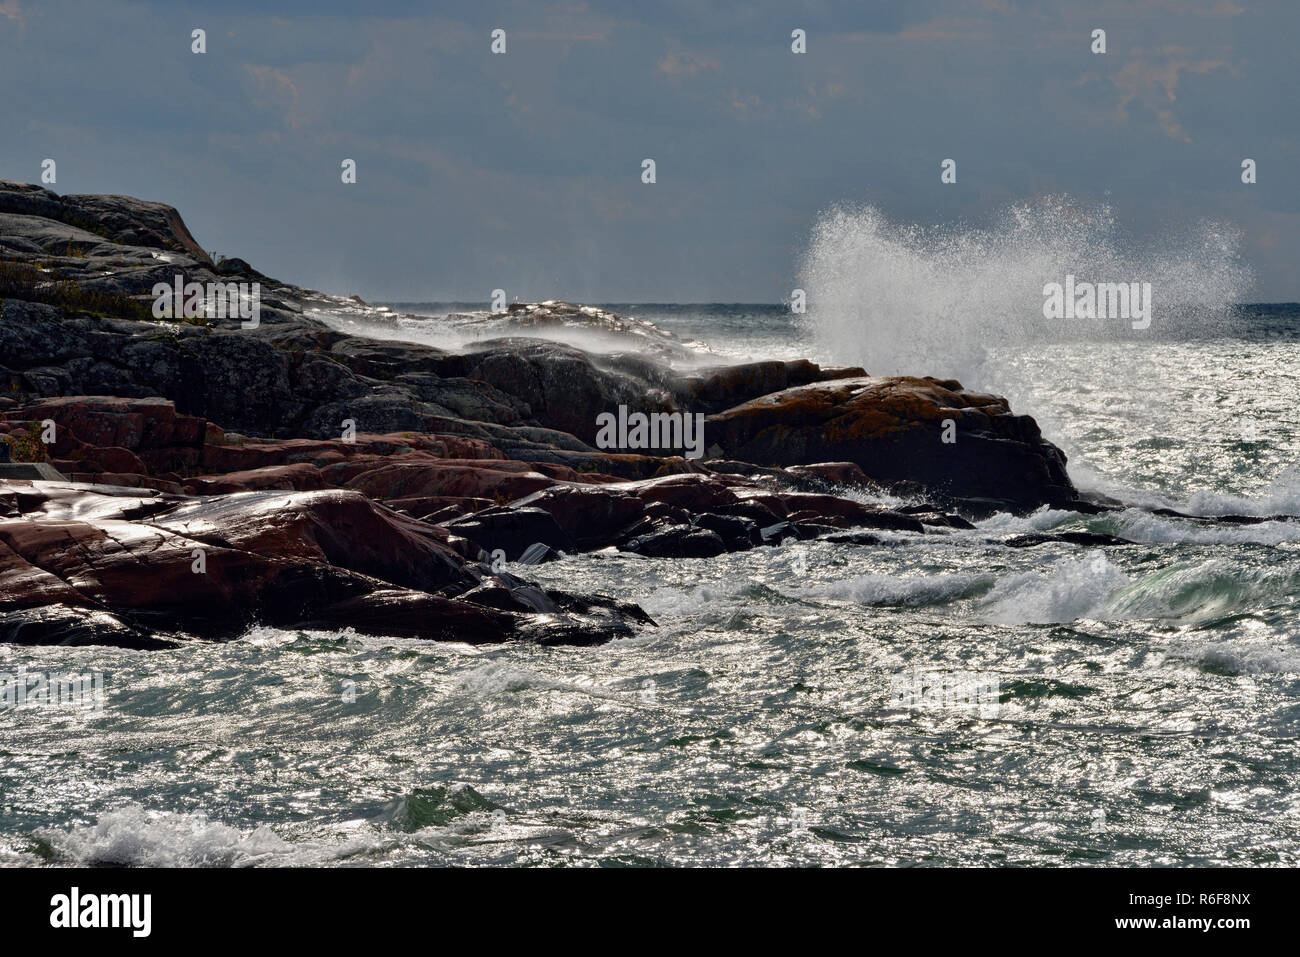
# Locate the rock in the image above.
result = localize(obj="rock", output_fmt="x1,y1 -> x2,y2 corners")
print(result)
0,178 -> 1100,654
619,524 -> 728,558
822,530 -> 890,546
458,579 -> 558,614
760,521 -> 801,544
436,339 -> 681,446
0,181 -> 211,260
0,604 -> 176,649
294,590 -> 520,643
506,485 -> 646,548
0,479 -> 653,647
66,471 -> 182,493
517,542 -> 559,565
783,462 -> 874,487
623,472 -> 741,511
183,462 -> 328,494
341,460 -> 554,503
691,512 -> 761,549
0,463 -> 66,480
1004,531 -> 1135,548
896,508 -> 977,530
681,360 -> 866,414
452,300 -> 698,363
704,376 -> 1075,512
773,492 -> 926,532
444,507 -> 574,559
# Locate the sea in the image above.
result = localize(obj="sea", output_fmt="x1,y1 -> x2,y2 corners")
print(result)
3,204 -> 1298,867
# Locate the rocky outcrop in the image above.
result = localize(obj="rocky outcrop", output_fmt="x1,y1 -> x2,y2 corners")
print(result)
0,179 -> 1085,647
705,376 -> 1075,513
0,181 -> 211,260
2,394 -> 961,554
0,479 -> 651,648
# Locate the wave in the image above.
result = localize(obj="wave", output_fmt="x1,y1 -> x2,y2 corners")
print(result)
27,794 -> 529,867
800,197 -> 1252,385
802,571 -> 989,607
1172,641 -> 1300,676
1070,460 -> 1300,521
31,806 -> 351,867
784,547 -> 1300,631
978,553 -> 1129,624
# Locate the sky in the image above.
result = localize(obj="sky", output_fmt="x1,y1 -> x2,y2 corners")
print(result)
1,0 -> 1296,302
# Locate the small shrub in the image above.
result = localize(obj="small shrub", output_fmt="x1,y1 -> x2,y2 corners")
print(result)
0,258 -> 153,322
4,424 -> 48,463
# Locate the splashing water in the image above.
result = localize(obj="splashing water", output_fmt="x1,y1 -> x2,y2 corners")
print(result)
799,198 -> 1253,385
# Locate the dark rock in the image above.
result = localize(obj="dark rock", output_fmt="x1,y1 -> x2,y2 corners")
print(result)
705,376 -> 1075,512
518,542 -> 560,565
507,484 -> 645,548
760,521 -> 801,544
0,479 -> 652,647
681,360 -> 867,414
444,506 -> 574,558
691,512 -> 762,549
823,531 -> 889,546
1004,531 -> 1136,548
619,524 -> 728,558
0,604 -> 177,649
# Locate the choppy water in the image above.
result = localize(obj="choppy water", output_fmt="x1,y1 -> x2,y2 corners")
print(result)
4,303 -> 1300,867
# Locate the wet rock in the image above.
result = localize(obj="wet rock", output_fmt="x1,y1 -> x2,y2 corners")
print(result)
691,512 -> 761,549
507,484 -> 645,549
444,506 -> 574,559
184,462 -> 327,494
822,531 -> 889,546
783,461 -> 874,488
705,376 -> 1075,512
0,479 -> 652,647
0,604 -> 177,649
896,505 -> 978,529
517,542 -> 559,565
459,579 -> 558,614
680,360 -> 867,414
760,521 -> 801,544
619,524 -> 728,558
295,590 -> 520,643
625,472 -> 741,511
1004,531 -> 1135,548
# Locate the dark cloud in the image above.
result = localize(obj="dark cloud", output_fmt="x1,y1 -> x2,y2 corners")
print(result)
1,0 -> 1294,300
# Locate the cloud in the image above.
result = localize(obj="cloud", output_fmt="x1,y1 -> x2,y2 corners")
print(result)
657,48 -> 719,77
1111,48 -> 1230,141
242,64 -> 303,128
0,0 -> 1293,300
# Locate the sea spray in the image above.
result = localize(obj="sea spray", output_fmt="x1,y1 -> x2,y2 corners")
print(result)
798,197 -> 1253,386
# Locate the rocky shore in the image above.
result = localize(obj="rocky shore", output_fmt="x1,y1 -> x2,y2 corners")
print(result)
0,180 -> 1083,648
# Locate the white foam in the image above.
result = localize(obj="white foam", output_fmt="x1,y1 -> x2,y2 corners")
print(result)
452,663 -> 548,696
1110,509 -> 1300,546
1180,641 -> 1300,675
801,197 -> 1251,386
802,571 -> 987,607
976,551 -> 1128,624
36,806 -> 339,867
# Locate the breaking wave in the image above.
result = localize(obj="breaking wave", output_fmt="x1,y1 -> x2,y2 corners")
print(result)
800,197 -> 1253,385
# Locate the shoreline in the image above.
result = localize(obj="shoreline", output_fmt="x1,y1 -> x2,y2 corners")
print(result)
1,179 -> 1104,647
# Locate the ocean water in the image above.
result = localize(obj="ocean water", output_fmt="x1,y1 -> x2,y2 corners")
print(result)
5,283 -> 1300,865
